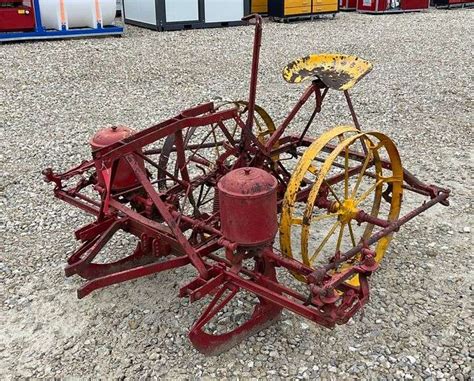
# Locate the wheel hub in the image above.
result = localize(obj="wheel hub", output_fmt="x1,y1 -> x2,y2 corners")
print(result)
337,199 -> 358,224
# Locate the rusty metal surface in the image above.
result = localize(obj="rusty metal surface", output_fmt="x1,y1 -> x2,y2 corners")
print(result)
282,54 -> 373,90
43,14 -> 450,356
218,167 -> 278,247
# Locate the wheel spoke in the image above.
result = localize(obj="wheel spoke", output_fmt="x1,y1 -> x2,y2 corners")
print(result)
197,183 -> 213,209
184,128 -> 194,145
344,144 -> 350,199
337,131 -> 350,199
184,127 -> 215,169
199,186 -> 213,208
196,183 -> 205,207
211,125 -> 221,159
310,220 -> 340,263
254,115 -> 263,134
335,223 -> 346,254
293,212 -> 336,227
189,153 -> 213,167
356,178 -> 384,205
310,213 -> 337,223
231,120 -> 239,138
231,105 -> 242,138
324,180 -> 343,205
350,144 -> 373,199
348,221 -> 357,247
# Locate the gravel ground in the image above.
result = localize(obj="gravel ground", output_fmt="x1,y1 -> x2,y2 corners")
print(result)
1,9 -> 473,380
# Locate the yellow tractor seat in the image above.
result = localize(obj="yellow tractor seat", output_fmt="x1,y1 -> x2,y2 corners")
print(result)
282,54 -> 373,91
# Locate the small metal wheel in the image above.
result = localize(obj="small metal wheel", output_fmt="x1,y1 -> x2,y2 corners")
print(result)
280,125 -> 403,285
214,100 -> 277,144
153,101 -> 276,224
157,100 -> 276,188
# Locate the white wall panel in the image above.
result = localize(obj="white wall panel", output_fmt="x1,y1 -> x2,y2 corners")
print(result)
204,0 -> 244,23
165,0 -> 199,22
123,0 -> 156,25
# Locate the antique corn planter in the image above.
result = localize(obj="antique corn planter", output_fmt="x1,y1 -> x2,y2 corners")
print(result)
43,15 -> 450,355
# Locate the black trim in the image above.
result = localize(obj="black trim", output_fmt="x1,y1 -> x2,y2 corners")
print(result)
433,0 -> 473,5
124,18 -> 160,31
199,0 -> 206,22
244,0 -> 251,14
268,0 -> 285,16
157,0 -> 165,28
161,20 -> 245,31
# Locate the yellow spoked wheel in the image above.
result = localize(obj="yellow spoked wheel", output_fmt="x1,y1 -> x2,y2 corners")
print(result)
216,100 -> 276,144
280,126 -> 403,285
216,100 -> 279,163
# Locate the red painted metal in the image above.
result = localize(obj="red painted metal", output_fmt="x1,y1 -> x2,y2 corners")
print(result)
340,0 -> 357,10
356,0 -> 429,13
0,0 -> 35,32
89,126 -> 145,192
90,126 -> 145,191
218,167 -> 278,247
43,14 -> 451,355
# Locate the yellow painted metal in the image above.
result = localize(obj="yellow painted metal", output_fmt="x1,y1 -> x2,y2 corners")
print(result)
228,101 -> 276,144
282,54 -> 373,91
285,5 -> 312,16
216,100 -> 276,143
286,0 -> 311,6
284,0 -> 312,15
341,132 -> 403,287
313,0 -> 338,13
338,199 -> 358,224
254,106 -> 276,145
218,100 -> 279,162
280,125 -> 357,281
313,3 -> 338,12
280,126 -> 403,287
300,133 -> 367,266
251,0 -> 268,13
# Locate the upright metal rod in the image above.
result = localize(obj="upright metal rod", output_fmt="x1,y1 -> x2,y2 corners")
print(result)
243,14 -> 264,132
344,90 -> 361,130
297,86 -> 328,145
344,90 -> 368,154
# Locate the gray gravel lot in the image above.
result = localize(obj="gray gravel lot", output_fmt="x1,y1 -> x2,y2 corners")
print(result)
1,9 -> 473,380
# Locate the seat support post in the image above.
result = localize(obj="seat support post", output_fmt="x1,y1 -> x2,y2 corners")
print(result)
344,89 -> 368,155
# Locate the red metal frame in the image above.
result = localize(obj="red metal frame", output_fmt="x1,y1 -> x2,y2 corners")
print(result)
43,15 -> 450,355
